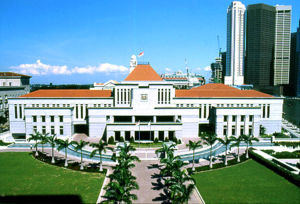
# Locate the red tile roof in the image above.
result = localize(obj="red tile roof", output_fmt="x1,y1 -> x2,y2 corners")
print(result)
176,83 -> 274,98
0,72 -> 31,78
20,89 -> 112,98
124,64 -> 163,81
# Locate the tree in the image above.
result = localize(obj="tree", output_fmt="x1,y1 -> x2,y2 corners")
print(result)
155,143 -> 176,159
27,131 -> 41,156
72,140 -> 89,170
39,133 -> 49,154
230,135 -> 243,162
242,134 -> 259,158
186,140 -> 202,171
201,133 -> 218,168
90,140 -> 109,172
102,143 -> 140,203
47,134 -> 57,163
217,135 -> 231,166
56,138 -> 73,167
260,125 -> 266,135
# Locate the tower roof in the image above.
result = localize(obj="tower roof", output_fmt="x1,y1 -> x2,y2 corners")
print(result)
124,64 -> 163,81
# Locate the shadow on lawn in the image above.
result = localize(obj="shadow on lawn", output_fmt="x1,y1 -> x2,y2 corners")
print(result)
0,195 -> 82,204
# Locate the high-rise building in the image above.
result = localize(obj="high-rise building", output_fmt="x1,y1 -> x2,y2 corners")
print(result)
273,5 -> 292,86
288,21 -> 300,97
225,1 -> 245,86
245,4 -> 276,88
210,57 -> 223,83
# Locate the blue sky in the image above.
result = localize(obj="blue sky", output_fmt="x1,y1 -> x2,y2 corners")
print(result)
0,0 -> 299,84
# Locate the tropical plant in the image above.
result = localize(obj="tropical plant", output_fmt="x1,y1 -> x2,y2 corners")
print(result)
90,140 -> 110,172
155,143 -> 176,159
186,140 -> 202,171
47,134 -> 57,163
242,134 -> 259,158
201,132 -> 218,168
27,131 -> 41,156
72,139 -> 89,170
39,133 -> 49,154
217,135 -> 232,166
230,135 -> 243,162
102,143 -> 140,203
56,138 -> 73,167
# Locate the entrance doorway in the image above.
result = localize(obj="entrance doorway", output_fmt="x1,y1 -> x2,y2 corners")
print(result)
74,124 -> 89,135
158,131 -> 164,141
134,131 -> 154,141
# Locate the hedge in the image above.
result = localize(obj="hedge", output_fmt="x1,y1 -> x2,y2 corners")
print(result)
248,148 -> 300,187
187,154 -> 248,174
274,141 -> 300,148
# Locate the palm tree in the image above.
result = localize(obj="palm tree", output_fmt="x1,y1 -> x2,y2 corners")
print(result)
72,139 -> 89,170
27,131 -> 41,156
47,134 -> 57,163
39,133 -> 49,154
155,143 -> 176,159
242,134 -> 259,158
217,135 -> 231,166
90,140 -> 109,172
56,138 -> 73,167
186,140 -> 202,171
201,132 -> 218,168
230,135 -> 243,162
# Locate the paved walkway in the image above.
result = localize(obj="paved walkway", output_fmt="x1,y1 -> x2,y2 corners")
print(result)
131,160 -> 203,204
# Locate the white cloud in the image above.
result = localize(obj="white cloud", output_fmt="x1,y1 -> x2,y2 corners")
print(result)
10,60 -> 129,76
204,66 -> 211,71
165,67 -> 172,72
194,65 -> 211,72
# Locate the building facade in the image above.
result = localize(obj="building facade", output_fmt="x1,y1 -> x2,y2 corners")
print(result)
225,1 -> 245,86
0,72 -> 31,117
245,4 -> 276,88
8,64 -> 283,141
210,57 -> 223,83
273,5 -> 292,86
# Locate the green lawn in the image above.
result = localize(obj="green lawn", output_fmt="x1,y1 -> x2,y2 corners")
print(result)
192,159 -> 300,204
130,142 -> 163,148
0,152 -> 105,203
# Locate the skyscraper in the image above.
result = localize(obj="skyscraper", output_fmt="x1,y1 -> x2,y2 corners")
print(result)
245,4 -> 276,88
225,1 -> 245,86
273,5 -> 292,86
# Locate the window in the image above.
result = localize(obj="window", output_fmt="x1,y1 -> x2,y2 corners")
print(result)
33,126 -> 37,133
223,125 -> 227,136
232,115 -> 236,122
262,104 -> 266,118
59,126 -> 64,135
106,116 -> 110,121
94,104 -> 97,107
51,126 -> 55,135
158,89 -> 161,104
42,104 -> 45,107
187,104 -> 190,107
176,104 -> 179,107
241,115 -> 245,122
191,104 -> 194,107
42,116 -> 46,122
14,105 -> 18,119
47,104 -> 49,107
181,104 -> 183,107
42,126 -> 46,134
33,116 -> 37,122
232,125 -> 236,136
108,104 -> 111,107
249,125 -> 253,135
9,82 -> 12,86
59,116 -> 63,122
267,104 -> 270,118
240,125 -> 244,135
104,104 -> 107,107
76,104 -> 78,118
81,104 -> 83,118
224,116 -> 228,122
50,116 -> 54,122
32,104 -> 35,107
249,115 -> 253,122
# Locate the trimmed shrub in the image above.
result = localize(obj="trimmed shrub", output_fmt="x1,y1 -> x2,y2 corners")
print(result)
129,136 -> 134,143
172,137 -> 177,144
177,139 -> 182,144
108,136 -> 115,144
249,149 -> 300,187
154,137 -> 159,143
274,141 -> 300,148
164,137 -> 169,142
119,136 -> 125,142
273,132 -> 289,138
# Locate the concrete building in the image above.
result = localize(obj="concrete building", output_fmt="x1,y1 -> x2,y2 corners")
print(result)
8,64 -> 283,141
210,57 -> 223,83
273,5 -> 292,86
161,71 -> 205,89
225,1 -> 245,86
245,4 -> 276,89
0,72 -> 31,117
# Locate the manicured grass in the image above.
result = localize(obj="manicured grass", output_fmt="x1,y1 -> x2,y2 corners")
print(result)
0,152 -> 104,203
130,142 -> 163,148
192,159 -> 300,204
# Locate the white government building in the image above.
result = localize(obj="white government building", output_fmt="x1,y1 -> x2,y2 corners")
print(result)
8,63 -> 283,141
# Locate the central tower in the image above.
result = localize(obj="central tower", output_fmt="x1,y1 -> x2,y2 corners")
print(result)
225,1 -> 245,86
